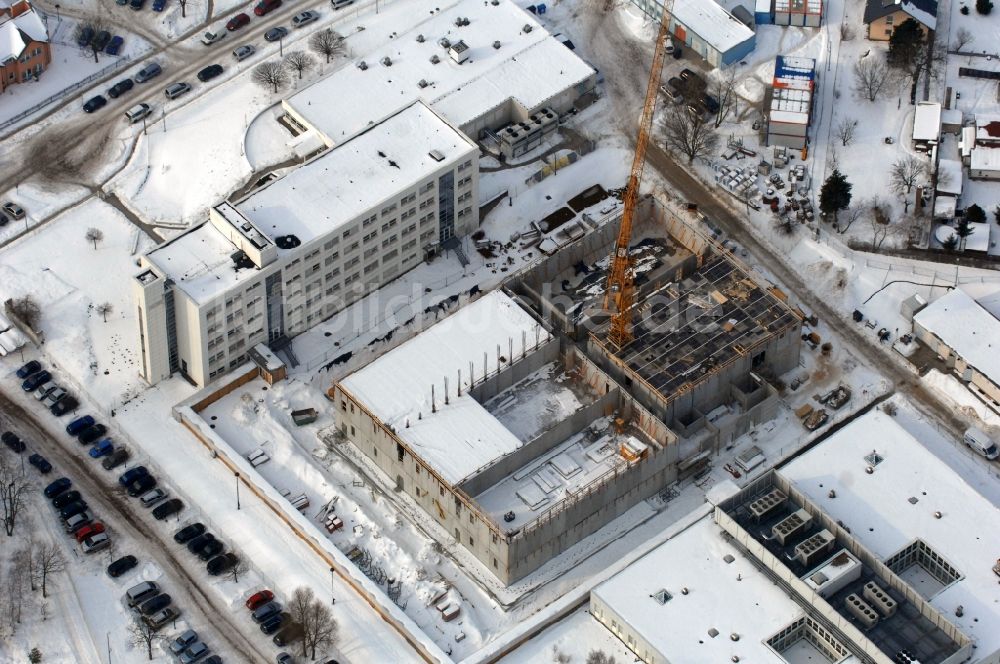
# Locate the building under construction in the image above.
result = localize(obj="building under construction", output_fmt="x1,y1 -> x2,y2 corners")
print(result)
509,194 -> 803,450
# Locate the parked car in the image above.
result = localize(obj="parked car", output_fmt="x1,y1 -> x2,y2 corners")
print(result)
125,581 -> 159,607
75,522 -> 105,543
201,30 -> 226,45
125,103 -> 153,124
43,477 -> 72,499
0,211 -> 7,226
52,490 -> 82,509
179,642 -> 210,664
152,498 -> 183,520
169,629 -> 198,655
139,487 -> 167,507
187,533 -> 216,555
2,432 -> 25,453
60,501 -> 89,519
106,36 -> 124,55
102,448 -> 130,470
22,370 -> 51,391
83,95 -> 108,113
276,653 -> 295,664
152,0 -> 166,11
127,474 -> 157,497
107,79 -> 134,98
264,26 -> 287,42
259,613 -> 284,634
226,13 -> 250,31
232,44 -> 255,61
254,0 -> 281,16
139,592 -> 172,616
252,601 -> 282,623
2,201 -> 25,220
107,555 -> 138,578
88,439 -> 114,458
291,10 -> 319,27
82,532 -> 111,553
197,64 -> 223,82
331,0 -> 354,8
207,552 -> 238,575
174,522 -> 206,544
29,453 -> 52,474
198,539 -> 224,561
272,622 -> 303,647
16,360 -> 41,378
63,511 -> 93,534
92,31 -> 112,52
144,607 -> 179,630
118,466 -> 148,486
78,424 -> 108,445
33,381 -> 56,400
51,396 -> 80,416
202,657 -> 223,664
129,0 -> 146,10
67,415 -> 95,436
77,26 -> 95,48
44,388 -> 68,408
134,62 -> 162,83
164,82 -> 191,100
702,94 -> 720,114
246,589 -> 274,610
679,68 -> 705,89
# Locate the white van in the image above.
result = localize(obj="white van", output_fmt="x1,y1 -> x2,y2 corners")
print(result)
124,103 -> 152,124
963,427 -> 999,460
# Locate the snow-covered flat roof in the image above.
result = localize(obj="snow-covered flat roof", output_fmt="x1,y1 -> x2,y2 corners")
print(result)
971,145 -> 1000,172
937,158 -> 963,195
592,517 -> 807,663
236,101 -> 475,244
145,221 -> 248,304
284,0 -> 594,143
975,114 -> 1000,143
673,0 -> 755,53
914,287 -> 1000,383
781,409 -> 1000,655
339,291 -> 552,485
913,102 -> 941,142
963,221 -> 990,252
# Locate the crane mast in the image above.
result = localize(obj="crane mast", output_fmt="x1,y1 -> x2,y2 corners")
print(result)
603,1 -> 674,350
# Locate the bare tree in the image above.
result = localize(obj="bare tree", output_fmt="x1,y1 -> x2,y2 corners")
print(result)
96,302 -> 114,323
710,68 -> 738,128
1,459 -> 30,537
73,16 -> 111,64
853,56 -> 892,102
127,615 -> 162,660
288,587 -> 315,658
889,156 -> 927,211
661,110 -> 719,163
178,0 -> 198,17
6,551 -> 28,631
252,61 -> 289,94
868,197 -> 893,251
303,597 -> 337,660
309,29 -> 345,64
587,651 -> 618,664
32,543 -> 65,598
8,295 -> 41,331
836,117 -> 858,146
225,556 -> 249,584
835,205 -> 864,234
85,227 -> 104,249
284,51 -> 316,80
953,27 -> 975,52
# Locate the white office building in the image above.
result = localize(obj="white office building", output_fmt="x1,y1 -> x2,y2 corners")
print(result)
135,101 -> 478,386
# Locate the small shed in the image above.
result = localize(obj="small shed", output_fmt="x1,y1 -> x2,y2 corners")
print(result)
900,294 -> 927,321
912,102 -> 941,147
249,343 -> 286,384
937,158 -> 963,196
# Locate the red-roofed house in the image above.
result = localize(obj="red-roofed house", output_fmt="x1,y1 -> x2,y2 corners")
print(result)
0,0 -> 51,92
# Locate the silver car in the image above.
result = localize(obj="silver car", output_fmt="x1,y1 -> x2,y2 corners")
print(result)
134,62 -> 162,83
232,44 -> 255,61
291,10 -> 319,27
164,82 -> 191,100
44,387 -> 68,408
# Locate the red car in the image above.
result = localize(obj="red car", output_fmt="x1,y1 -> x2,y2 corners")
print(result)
245,589 -> 274,611
226,13 -> 251,31
75,522 -> 105,543
253,0 -> 281,15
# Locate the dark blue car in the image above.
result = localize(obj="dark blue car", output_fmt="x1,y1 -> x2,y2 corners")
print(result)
44,477 -> 71,498
28,453 -> 52,474
89,439 -> 114,458
66,415 -> 95,436
16,360 -> 41,378
152,0 -> 166,11
118,466 -> 148,486
22,370 -> 51,391
106,36 -> 124,55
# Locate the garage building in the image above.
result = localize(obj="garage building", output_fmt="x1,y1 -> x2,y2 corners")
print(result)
630,0 -> 756,67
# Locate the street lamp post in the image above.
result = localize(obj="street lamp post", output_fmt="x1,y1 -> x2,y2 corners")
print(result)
235,471 -> 241,510
329,567 -> 336,605
279,35 -> 284,57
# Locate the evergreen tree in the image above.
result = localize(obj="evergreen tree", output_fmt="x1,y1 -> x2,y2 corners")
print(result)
887,19 -> 924,69
965,203 -> 986,224
820,169 -> 853,223
28,648 -> 42,663
976,0 -> 993,15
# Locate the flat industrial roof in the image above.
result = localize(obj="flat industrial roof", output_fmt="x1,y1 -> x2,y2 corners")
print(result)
673,0 -> 755,53
913,102 -> 941,142
971,145 -> 1000,172
284,0 -> 594,143
781,409 -> 1000,656
145,101 -> 474,304
339,291 -> 552,485
592,517 -> 810,663
914,287 -> 1000,384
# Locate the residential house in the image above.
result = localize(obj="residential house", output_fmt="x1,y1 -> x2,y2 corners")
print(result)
863,0 -> 937,41
0,0 -> 50,92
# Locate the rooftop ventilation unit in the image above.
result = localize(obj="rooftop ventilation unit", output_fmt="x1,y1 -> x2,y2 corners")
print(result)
428,149 -> 445,162
491,0 -> 499,4
381,56 -> 392,67
523,24 -> 533,33
493,40 -> 501,49
454,16 -> 470,26
844,594 -> 879,629
748,488 -> 787,519
418,79 -> 429,88
416,34 -> 425,42
438,37 -> 451,49
652,589 -> 672,605
793,529 -> 835,567
357,60 -> 367,70
429,54 -> 440,64
862,581 -> 898,618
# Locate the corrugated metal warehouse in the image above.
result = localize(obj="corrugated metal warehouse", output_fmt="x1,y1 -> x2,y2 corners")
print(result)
766,56 -> 816,150
631,0 -> 756,67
